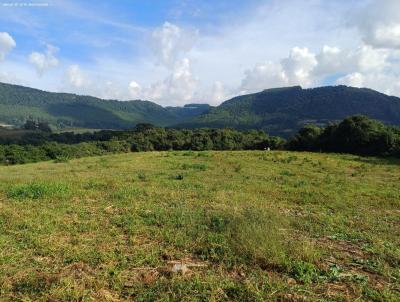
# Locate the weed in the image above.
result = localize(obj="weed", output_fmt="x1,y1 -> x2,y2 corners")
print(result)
181,163 -> 208,171
289,261 -> 318,284
137,171 -> 147,181
174,174 -> 184,180
197,151 -> 211,157
233,164 -> 242,172
281,170 -> 295,177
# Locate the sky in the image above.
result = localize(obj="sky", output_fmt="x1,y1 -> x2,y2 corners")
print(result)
0,0 -> 399,106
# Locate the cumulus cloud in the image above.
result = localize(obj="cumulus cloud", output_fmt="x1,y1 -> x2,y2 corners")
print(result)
336,72 -> 365,88
239,43 -> 396,95
128,81 -> 142,99
355,46 -> 389,72
126,22 -> 200,105
210,81 -> 228,104
129,58 -> 197,105
240,47 -> 317,93
353,0 -> 400,49
337,72 -> 400,97
0,71 -> 20,84
66,64 -> 89,88
241,61 -> 287,93
29,44 -> 59,75
281,47 -> 318,86
0,32 -> 16,61
148,58 -> 197,105
151,22 -> 198,67
314,45 -> 350,75
315,45 -> 389,75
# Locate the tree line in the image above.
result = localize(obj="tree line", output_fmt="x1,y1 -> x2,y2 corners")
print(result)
0,124 -> 284,165
289,115 -> 400,157
1,115 -> 399,165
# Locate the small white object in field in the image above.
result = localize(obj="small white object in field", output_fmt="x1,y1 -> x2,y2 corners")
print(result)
171,263 -> 190,274
168,260 -> 207,275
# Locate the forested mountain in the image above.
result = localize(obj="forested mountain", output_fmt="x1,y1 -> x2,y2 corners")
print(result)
1,82 -> 400,136
0,82 -> 209,129
178,86 -> 400,136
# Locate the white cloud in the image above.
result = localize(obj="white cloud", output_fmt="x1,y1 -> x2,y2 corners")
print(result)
210,81 -> 228,104
241,61 -> 287,93
151,22 -> 197,67
240,47 -> 318,93
336,72 -> 365,88
337,72 -> 400,97
29,44 -> 59,75
147,58 -> 197,105
316,45 -> 389,74
368,23 -> 400,49
314,45 -> 349,75
356,46 -> 388,72
129,58 -> 198,105
239,42 -> 397,95
281,47 -> 318,86
0,32 -> 16,61
66,64 -> 89,89
123,22 -> 200,105
353,0 -> 400,49
0,71 -> 21,84
128,81 -> 142,99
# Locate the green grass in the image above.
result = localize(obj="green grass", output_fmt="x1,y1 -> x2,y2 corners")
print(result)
0,151 -> 399,301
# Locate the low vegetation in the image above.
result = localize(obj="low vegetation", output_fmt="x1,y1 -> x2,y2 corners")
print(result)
1,115 -> 400,166
0,125 -> 284,165
0,151 -> 399,301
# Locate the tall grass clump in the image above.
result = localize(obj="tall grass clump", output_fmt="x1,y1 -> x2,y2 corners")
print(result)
228,206 -> 293,268
181,163 -> 208,171
194,206 -> 316,271
7,182 -> 69,200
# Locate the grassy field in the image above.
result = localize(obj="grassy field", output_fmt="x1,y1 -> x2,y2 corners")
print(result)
0,151 -> 399,301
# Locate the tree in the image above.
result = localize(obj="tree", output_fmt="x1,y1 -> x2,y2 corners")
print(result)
23,120 -> 38,130
135,123 -> 155,132
289,125 -> 322,151
38,122 -> 52,132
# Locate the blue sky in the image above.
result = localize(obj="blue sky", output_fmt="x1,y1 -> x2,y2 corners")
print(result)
0,0 -> 399,105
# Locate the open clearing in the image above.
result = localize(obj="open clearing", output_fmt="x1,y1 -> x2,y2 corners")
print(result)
0,151 -> 399,301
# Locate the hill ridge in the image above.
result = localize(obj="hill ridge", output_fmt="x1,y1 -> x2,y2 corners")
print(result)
1,82 -> 400,136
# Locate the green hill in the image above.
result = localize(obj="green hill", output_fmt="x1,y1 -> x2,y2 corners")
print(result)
0,82 -> 209,129
2,82 -> 400,136
179,86 -> 400,136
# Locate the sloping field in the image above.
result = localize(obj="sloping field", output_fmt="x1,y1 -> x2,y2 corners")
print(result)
0,151 -> 399,301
